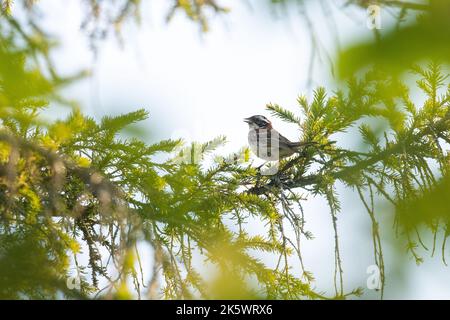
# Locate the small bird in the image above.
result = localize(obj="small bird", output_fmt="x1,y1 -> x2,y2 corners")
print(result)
244,115 -> 315,161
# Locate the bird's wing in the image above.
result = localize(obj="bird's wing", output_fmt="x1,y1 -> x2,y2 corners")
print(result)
276,132 -> 316,149
248,129 -> 293,147
277,132 -> 294,146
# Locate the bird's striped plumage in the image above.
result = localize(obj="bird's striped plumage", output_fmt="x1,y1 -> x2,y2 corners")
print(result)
244,115 -> 314,161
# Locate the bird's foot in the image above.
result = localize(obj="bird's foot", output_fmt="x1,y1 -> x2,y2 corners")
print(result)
272,171 -> 291,188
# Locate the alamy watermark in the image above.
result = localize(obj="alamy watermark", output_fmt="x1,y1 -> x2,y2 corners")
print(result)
367,5 -> 382,30
366,264 -> 382,290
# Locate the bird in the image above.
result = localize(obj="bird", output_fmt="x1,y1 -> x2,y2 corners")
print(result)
244,115 -> 315,161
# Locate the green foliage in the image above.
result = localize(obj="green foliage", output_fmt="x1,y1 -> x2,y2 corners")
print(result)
1,0 -> 450,301
267,103 -> 300,124
0,7 -> 320,299
250,62 -> 450,297
166,0 -> 229,32
0,228 -> 85,299
338,1 -> 450,78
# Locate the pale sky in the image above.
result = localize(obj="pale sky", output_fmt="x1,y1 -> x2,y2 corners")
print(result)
30,0 -> 450,299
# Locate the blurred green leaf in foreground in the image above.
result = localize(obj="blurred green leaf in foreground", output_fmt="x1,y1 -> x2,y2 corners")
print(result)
339,0 -> 450,77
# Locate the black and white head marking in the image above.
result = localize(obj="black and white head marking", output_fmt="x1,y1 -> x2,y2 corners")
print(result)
244,115 -> 271,129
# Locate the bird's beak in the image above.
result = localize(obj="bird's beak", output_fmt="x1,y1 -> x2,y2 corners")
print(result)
243,117 -> 252,123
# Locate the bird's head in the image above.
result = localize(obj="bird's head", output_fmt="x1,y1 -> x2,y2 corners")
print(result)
244,115 -> 272,129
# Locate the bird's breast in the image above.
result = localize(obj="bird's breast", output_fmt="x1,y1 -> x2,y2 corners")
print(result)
248,129 -> 287,161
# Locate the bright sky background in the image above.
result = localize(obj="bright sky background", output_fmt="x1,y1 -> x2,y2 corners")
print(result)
31,0 -> 450,299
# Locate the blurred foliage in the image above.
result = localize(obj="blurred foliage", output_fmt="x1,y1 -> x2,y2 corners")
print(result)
338,0 -> 450,77
0,0 -> 450,300
2,0 -> 230,45
0,1 -> 323,299
253,62 -> 450,298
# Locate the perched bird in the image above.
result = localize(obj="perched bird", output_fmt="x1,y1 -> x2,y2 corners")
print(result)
244,115 -> 315,161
